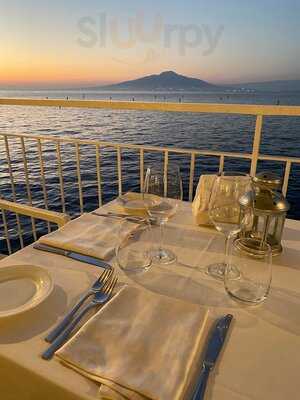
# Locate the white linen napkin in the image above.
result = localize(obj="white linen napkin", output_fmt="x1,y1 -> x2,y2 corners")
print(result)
38,213 -> 138,261
56,286 -> 209,400
192,174 -> 216,225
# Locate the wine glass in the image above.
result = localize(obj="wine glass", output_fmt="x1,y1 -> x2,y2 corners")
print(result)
225,237 -> 272,304
144,163 -> 183,264
208,172 -> 253,279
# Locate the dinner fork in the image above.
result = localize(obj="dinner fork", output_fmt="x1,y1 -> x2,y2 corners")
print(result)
42,276 -> 118,360
45,268 -> 113,343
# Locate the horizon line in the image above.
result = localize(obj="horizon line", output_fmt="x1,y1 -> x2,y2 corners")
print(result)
1,71 -> 299,91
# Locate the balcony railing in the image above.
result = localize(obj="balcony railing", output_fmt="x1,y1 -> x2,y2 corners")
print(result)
1,98 -> 300,255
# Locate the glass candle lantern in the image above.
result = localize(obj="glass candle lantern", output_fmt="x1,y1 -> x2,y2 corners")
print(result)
238,172 -> 289,256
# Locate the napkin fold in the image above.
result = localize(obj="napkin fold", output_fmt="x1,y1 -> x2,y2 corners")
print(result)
38,213 -> 137,261
56,286 -> 209,400
192,174 -> 216,225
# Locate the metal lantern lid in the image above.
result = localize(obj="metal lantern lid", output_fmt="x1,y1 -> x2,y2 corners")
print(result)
239,172 -> 290,215
253,171 -> 282,190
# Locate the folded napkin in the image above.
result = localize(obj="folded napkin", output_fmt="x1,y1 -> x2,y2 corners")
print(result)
38,213 -> 137,261
56,286 -> 209,400
192,174 -> 216,226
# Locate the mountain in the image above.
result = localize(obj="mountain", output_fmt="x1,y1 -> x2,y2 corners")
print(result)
88,71 -> 220,92
230,80 -> 300,92
2,72 -> 300,93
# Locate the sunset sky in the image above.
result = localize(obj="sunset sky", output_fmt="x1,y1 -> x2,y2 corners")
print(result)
1,0 -> 300,88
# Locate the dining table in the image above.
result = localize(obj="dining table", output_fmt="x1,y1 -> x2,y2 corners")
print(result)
0,198 -> 299,400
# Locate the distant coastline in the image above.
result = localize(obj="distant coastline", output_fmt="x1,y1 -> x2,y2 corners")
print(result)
2,71 -> 300,93
1,88 -> 300,107
83,71 -> 300,93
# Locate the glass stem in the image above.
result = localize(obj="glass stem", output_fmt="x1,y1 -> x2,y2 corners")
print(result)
159,221 -> 165,254
225,235 -> 230,258
220,234 -> 230,274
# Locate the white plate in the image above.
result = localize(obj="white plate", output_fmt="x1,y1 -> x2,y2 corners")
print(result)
117,193 -> 161,212
0,265 -> 53,318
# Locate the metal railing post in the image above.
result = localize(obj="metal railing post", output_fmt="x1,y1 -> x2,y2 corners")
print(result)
1,209 -> 12,254
282,161 -> 292,196
20,136 -> 37,241
219,155 -> 225,173
117,146 -> 122,196
163,150 -> 169,197
95,144 -> 103,207
189,153 -> 196,201
140,148 -> 144,192
37,138 -> 51,233
3,136 -> 24,247
75,143 -> 84,214
250,115 -> 263,177
56,141 -> 66,214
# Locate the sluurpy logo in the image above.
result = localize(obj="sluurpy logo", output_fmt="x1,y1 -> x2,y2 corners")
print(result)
77,11 -> 224,65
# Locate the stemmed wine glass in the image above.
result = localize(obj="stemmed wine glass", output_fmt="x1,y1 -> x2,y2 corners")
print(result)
144,163 -> 183,264
208,172 -> 253,279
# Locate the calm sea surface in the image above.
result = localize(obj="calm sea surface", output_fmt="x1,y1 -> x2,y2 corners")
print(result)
1,89 -> 300,251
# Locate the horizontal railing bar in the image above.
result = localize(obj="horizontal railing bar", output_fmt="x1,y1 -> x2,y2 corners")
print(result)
1,98 -> 300,116
1,132 -> 248,156
1,132 -> 300,164
0,199 -> 70,227
258,155 -> 300,163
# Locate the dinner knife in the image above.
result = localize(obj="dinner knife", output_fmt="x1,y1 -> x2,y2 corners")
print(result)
33,243 -> 112,269
91,211 -> 156,224
192,314 -> 233,400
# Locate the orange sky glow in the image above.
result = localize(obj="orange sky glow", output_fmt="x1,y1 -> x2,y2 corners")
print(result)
1,2 -> 299,88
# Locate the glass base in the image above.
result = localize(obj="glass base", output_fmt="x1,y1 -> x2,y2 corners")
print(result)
150,248 -> 177,265
206,262 -> 240,280
117,249 -> 152,274
225,281 -> 268,304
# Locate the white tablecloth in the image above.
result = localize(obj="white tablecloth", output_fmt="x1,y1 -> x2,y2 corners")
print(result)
0,200 -> 299,400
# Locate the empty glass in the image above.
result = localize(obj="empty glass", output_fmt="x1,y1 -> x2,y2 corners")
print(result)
208,172 -> 253,279
225,238 -> 272,304
116,220 -> 153,274
144,163 -> 183,264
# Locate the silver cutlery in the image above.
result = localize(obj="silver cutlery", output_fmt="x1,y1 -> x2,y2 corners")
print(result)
42,276 -> 118,360
33,243 -> 112,269
91,211 -> 155,224
192,314 -> 233,400
45,269 -> 113,343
